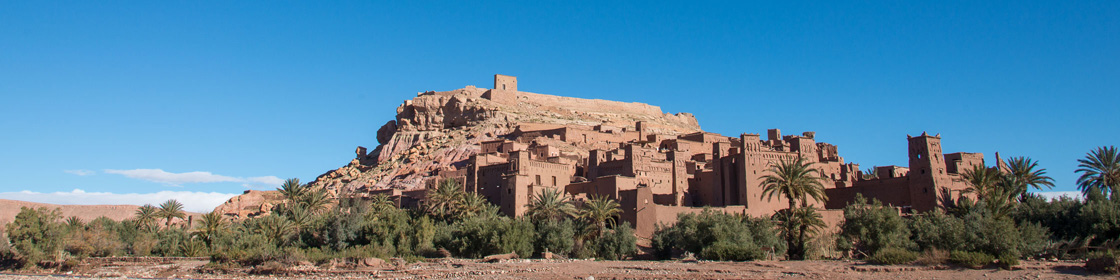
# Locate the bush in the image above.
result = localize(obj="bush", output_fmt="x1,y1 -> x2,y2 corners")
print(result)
997,251 -> 1020,269
445,216 -> 534,258
915,249 -> 949,266
910,208 -> 1022,258
5,207 -> 64,266
1085,251 -> 1119,274
867,247 -> 917,265
839,195 -> 914,258
949,251 -> 994,269
533,219 -> 575,257
651,209 -> 784,260
591,222 -> 637,260
1016,221 -> 1050,258
699,241 -> 763,261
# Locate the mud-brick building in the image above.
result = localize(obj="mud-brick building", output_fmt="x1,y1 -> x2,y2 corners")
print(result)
448,75 -> 984,238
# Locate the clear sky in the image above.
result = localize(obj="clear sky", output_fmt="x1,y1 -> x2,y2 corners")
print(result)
1,1 -> 1116,212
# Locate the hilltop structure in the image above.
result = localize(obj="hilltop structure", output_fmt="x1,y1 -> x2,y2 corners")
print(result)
215,74 -> 986,238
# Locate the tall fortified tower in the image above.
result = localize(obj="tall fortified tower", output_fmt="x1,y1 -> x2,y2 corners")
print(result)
907,132 -> 950,212
494,74 -> 517,91
483,74 -> 518,104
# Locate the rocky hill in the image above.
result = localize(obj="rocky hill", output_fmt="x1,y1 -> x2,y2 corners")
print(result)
213,76 -> 701,219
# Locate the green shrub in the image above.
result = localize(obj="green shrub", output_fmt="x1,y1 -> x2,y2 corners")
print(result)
910,208 -> 1022,258
533,219 -> 575,257
867,247 -> 917,265
949,251 -> 994,269
1016,221 -> 1050,259
651,209 -> 784,260
1085,251 -> 1119,274
997,251 -> 1020,269
445,216 -> 534,258
591,222 -> 637,260
915,249 -> 949,266
839,195 -> 914,257
5,207 -> 64,266
699,241 -> 763,261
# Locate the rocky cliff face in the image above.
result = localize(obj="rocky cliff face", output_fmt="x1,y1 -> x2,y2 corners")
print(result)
213,83 -> 701,218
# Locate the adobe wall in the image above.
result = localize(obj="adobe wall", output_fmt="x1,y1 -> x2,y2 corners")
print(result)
564,175 -> 638,201
494,74 -> 518,91
825,177 -> 911,209
474,162 -> 511,205
629,189 -> 748,238
945,152 -> 984,175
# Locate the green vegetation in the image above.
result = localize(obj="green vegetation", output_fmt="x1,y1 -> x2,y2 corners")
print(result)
0,178 -> 635,272
759,157 -> 828,260
4,146 -> 1120,273
868,247 -> 917,265
651,209 -> 784,261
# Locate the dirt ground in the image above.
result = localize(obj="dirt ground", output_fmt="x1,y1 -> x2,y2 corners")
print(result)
0,258 -> 1109,279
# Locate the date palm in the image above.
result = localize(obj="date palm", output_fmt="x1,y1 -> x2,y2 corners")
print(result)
579,195 -> 622,237
64,216 -> 84,230
300,187 -> 332,214
277,178 -> 308,202
251,214 -> 295,245
1004,156 -> 1055,201
157,199 -> 186,229
134,204 -> 158,230
526,188 -> 576,222
369,194 -> 396,213
193,211 -> 227,246
772,207 -> 826,260
862,167 -> 878,180
760,157 -> 827,210
1077,146 -> 1120,200
457,193 -> 491,218
426,178 -> 463,220
962,165 -> 1003,202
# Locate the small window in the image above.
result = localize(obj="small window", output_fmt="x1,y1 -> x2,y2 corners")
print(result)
552,176 -> 557,186
536,175 -> 541,185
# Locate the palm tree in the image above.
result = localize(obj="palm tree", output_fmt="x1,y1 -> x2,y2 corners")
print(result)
134,204 -> 158,230
284,205 -> 314,231
1004,156 -> 1055,200
193,211 -> 227,246
1077,146 -> 1120,200
962,165 -> 1003,202
862,167 -> 878,180
157,199 -> 186,229
64,216 -> 84,230
526,188 -> 576,222
772,207 -> 826,260
759,157 -> 827,209
369,194 -> 396,213
299,187 -> 332,214
579,195 -> 623,236
277,178 -> 308,203
457,193 -> 491,218
425,178 -> 464,219
252,214 -> 295,245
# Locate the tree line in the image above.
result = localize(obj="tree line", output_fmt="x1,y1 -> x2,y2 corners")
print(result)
2,146 -> 1119,273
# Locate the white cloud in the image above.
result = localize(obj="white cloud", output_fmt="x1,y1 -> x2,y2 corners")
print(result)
103,168 -> 283,187
0,189 -> 240,212
1034,191 -> 1083,201
64,169 -> 96,176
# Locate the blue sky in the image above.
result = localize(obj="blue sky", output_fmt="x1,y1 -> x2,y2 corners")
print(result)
1,1 -> 1116,211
